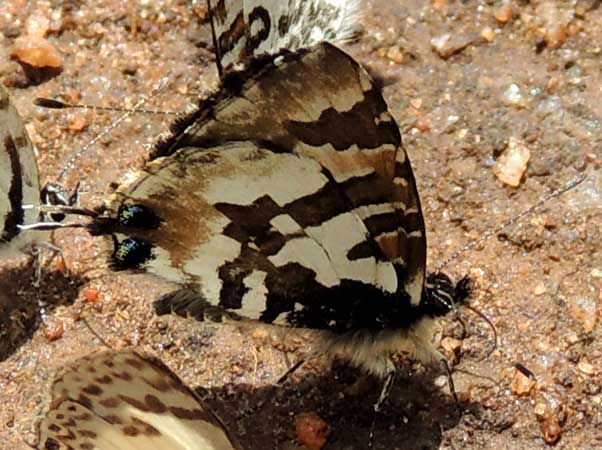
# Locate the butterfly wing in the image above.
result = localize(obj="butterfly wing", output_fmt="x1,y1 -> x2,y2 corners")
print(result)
34,350 -> 240,450
94,43 -> 426,331
0,83 -> 41,255
208,0 -> 361,75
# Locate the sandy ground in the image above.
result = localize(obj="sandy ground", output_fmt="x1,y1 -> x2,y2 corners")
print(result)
1,1 -> 601,449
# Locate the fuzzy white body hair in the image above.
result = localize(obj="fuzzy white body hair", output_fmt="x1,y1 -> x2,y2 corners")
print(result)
320,317 -> 444,378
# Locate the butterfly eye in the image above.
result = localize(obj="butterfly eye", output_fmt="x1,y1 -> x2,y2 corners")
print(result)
112,237 -> 154,268
117,204 -> 161,229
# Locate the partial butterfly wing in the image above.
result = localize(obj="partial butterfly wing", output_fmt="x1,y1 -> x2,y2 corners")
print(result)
208,0 -> 361,75
0,83 -> 42,258
91,43 -> 427,333
34,350 -> 241,450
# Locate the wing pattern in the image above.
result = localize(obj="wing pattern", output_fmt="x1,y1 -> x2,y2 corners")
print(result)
208,0 -> 361,75
0,83 -> 41,257
92,43 -> 427,332
34,350 -> 240,450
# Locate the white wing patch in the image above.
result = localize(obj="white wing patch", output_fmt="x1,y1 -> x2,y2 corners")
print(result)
183,234 -> 242,301
240,269 -> 269,318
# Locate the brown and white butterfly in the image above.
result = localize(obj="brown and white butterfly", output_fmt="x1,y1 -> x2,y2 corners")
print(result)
0,82 -> 76,267
32,349 -> 241,450
0,82 -> 46,261
77,0 -> 468,406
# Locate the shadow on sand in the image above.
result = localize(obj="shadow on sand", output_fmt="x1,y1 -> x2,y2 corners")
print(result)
0,262 -> 86,361
198,362 -> 478,450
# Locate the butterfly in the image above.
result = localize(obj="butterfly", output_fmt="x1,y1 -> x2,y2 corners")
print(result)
0,82 -> 76,267
79,0 -> 469,409
0,82 -> 46,261
32,349 -> 241,450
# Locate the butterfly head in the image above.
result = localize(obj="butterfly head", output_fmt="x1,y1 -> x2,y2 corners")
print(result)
420,272 -> 471,318
41,182 -> 79,221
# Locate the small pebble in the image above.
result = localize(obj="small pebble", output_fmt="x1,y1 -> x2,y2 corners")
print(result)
83,287 -> 100,304
502,84 -> 527,108
386,46 -> 404,64
493,137 -> 530,187
11,35 -> 62,68
511,368 -> 536,396
494,2 -> 513,24
44,319 -> 64,341
535,1 -> 573,49
546,77 -> 561,93
534,284 -> 547,296
295,412 -> 330,450
431,33 -> 472,59
578,361 -> 595,376
534,394 -> 564,444
481,26 -> 495,42
68,116 -> 87,132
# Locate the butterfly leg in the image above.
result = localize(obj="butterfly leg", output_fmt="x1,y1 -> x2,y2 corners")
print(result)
277,348 -> 326,385
39,241 -> 68,278
410,321 -> 458,402
368,358 -> 395,447
31,242 -> 67,324
441,358 -> 458,403
277,358 -> 306,385
373,357 -> 396,412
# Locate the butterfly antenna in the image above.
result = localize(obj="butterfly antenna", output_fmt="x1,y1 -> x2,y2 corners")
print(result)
52,76 -> 172,184
206,0 -> 224,79
81,316 -> 114,350
34,97 -> 180,116
23,203 -> 98,217
452,368 -> 499,386
436,172 -> 587,272
462,304 -> 499,359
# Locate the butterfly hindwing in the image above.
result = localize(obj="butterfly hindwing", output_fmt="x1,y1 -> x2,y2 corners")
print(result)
34,350 -> 240,450
208,0 -> 362,74
0,83 -> 42,257
94,43 -> 426,331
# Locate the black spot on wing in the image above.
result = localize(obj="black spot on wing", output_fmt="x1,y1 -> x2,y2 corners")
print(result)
1,135 -> 24,242
278,15 -> 290,37
246,7 -> 271,54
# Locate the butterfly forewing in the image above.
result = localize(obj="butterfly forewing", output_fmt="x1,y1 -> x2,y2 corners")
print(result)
0,83 -> 41,254
97,43 -> 426,330
208,0 -> 361,74
35,350 -> 240,450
